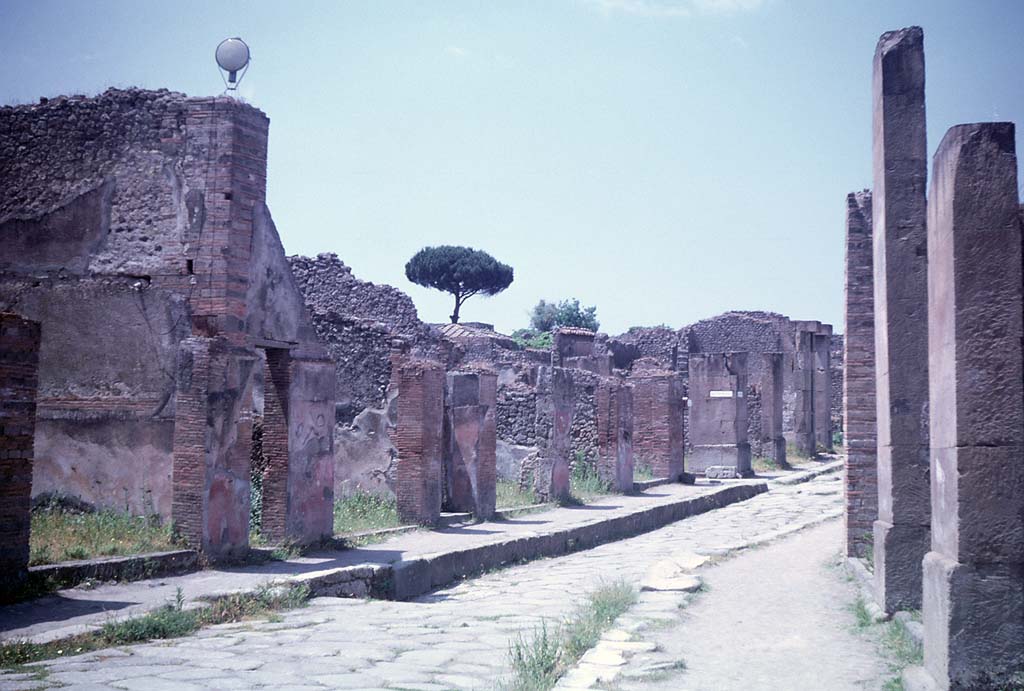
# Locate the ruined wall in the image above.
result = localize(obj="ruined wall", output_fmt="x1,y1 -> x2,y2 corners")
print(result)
497,386 -> 537,446
288,253 -> 440,421
0,89 -> 334,552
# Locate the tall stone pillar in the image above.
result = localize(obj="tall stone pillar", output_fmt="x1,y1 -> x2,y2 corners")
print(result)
915,123 -> 1024,689
284,355 -> 336,542
813,328 -> 833,451
596,378 -> 633,492
444,371 -> 498,520
688,352 -> 751,477
171,336 -> 257,560
531,366 -> 574,502
871,26 -> 930,613
0,313 -> 40,591
758,352 -> 786,466
844,190 -> 878,559
793,330 -> 816,457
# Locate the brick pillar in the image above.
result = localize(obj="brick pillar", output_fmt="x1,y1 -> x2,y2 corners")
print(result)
813,329 -> 833,451
0,314 -> 40,590
171,337 -> 256,560
918,123 -> 1024,688
182,99 -> 269,343
872,26 -> 930,613
444,371 -> 498,520
394,359 -> 445,525
629,370 -> 685,481
532,366 -> 574,502
844,190 -> 878,559
260,348 -> 290,542
688,353 -> 751,476
793,330 -> 816,457
596,378 -> 633,492
759,352 -> 786,466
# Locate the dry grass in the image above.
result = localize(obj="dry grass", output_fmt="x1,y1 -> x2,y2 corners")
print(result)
30,502 -> 177,566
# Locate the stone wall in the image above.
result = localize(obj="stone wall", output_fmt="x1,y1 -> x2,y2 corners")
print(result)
830,334 -> 844,440
496,386 -> 537,446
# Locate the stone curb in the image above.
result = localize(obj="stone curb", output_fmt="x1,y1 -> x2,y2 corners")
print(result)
845,556 -> 887,623
388,483 -> 767,600
25,550 -> 199,593
769,459 -> 844,486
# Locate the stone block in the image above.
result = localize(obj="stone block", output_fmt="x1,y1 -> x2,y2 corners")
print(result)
704,465 -> 738,480
531,366 -> 574,502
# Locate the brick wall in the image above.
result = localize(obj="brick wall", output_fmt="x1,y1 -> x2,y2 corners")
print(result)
843,190 -> 877,558
629,370 -> 685,480
0,313 -> 41,587
595,379 -> 633,492
259,349 -> 291,542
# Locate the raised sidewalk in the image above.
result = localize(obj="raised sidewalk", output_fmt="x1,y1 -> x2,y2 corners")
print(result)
0,461 -> 840,645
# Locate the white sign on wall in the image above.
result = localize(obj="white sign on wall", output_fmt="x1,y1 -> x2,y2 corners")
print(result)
709,390 -> 733,398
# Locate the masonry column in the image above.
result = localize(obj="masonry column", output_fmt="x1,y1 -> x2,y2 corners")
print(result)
759,352 -> 786,466
596,378 -> 633,492
844,190 -> 878,559
394,358 -> 445,525
444,371 -> 498,520
793,329 -> 816,457
0,313 -> 40,591
688,352 -> 752,477
914,123 -> 1024,689
171,336 -> 257,560
872,26 -> 930,613
285,354 -> 336,542
813,327 -> 834,451
530,366 -> 574,502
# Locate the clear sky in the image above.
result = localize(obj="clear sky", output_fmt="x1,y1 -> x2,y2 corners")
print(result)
3,0 -> 1023,335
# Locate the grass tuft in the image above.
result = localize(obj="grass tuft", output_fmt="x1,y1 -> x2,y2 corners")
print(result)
0,583 -> 310,669
567,456 -> 612,504
497,479 -> 539,510
502,580 -> 637,691
333,491 -> 400,535
29,500 -> 178,566
633,464 -> 657,482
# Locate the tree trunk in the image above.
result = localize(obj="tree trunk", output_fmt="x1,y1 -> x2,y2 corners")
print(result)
450,295 -> 462,324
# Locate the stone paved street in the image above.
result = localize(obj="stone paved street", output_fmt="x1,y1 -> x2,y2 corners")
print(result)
1,471 -> 868,691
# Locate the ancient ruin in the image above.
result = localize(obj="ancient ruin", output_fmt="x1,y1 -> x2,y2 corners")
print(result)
871,27 -> 931,614
2,13 -> 1022,691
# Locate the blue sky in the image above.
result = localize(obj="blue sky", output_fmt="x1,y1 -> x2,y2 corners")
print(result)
3,0 -> 1023,335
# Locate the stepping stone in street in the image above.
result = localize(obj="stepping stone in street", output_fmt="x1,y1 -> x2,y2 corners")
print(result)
641,560 -> 704,592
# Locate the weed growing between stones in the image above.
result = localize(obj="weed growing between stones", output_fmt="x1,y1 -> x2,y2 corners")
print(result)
566,457 -> 612,505
0,583 -> 310,669
633,464 -> 656,482
502,580 -> 637,691
497,479 -> 539,509
29,499 -> 178,566
332,490 -> 400,535
852,596 -> 875,628
751,456 -> 778,473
